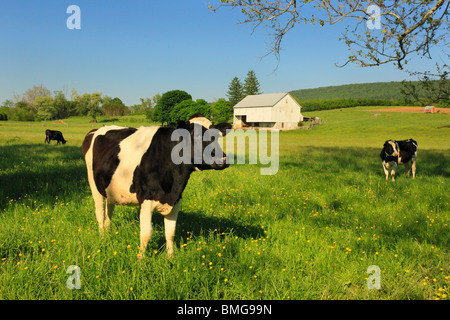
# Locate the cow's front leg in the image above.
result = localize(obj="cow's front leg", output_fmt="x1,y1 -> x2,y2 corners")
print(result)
164,200 -> 181,259
139,200 -> 156,257
382,161 -> 390,181
391,162 -> 397,181
412,156 -> 417,179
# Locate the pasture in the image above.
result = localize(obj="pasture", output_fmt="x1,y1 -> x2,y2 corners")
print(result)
0,107 -> 448,300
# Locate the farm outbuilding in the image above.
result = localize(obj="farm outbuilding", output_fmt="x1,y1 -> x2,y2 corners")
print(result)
233,92 -> 303,130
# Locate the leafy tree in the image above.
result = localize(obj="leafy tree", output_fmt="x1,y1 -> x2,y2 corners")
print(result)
152,93 -> 162,105
88,93 -> 103,120
169,99 -> 211,123
152,90 -> 192,125
11,101 -> 35,121
243,70 -> 261,96
53,90 -> 71,119
1,100 -> 14,108
226,77 -> 244,106
22,85 -> 51,106
35,96 -> 56,120
74,93 -> 103,119
102,97 -> 129,116
211,98 -> 232,123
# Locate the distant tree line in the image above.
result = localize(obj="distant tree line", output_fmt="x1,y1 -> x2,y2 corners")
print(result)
1,71 -> 264,124
0,85 -> 159,122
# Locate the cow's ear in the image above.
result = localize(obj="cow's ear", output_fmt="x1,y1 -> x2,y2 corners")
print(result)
210,123 -> 232,136
176,120 -> 190,130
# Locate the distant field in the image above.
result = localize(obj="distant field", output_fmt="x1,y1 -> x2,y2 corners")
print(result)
369,107 -> 450,114
0,107 -> 448,300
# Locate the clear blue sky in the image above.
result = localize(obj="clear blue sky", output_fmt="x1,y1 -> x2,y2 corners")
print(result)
0,0 -> 445,106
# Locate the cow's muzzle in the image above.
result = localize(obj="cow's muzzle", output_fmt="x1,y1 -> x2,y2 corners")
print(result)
211,157 -> 229,170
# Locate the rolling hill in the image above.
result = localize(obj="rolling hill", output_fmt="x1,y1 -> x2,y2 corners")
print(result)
290,81 -> 413,101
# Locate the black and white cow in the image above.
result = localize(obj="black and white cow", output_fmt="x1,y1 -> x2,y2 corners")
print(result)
82,115 -> 231,258
45,129 -> 67,144
380,138 -> 418,181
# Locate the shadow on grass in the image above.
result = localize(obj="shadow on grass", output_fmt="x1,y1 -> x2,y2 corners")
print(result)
162,210 -> 264,242
281,146 -> 449,178
0,143 -> 88,209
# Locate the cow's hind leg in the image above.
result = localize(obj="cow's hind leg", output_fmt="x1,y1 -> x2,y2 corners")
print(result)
93,192 -> 106,233
104,200 -> 115,231
405,162 -> 411,177
164,200 -> 181,259
139,200 -> 157,257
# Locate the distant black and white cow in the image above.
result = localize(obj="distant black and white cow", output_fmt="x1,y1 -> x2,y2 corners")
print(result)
45,129 -> 67,145
82,115 -> 231,258
380,138 -> 418,181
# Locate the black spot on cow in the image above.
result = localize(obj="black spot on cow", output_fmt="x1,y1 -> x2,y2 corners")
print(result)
82,129 -> 98,156
92,128 -> 137,197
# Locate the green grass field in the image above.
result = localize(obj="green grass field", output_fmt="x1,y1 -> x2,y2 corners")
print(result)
0,107 -> 448,299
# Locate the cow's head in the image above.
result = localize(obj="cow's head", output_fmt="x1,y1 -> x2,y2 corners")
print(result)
383,140 -> 399,157
172,114 -> 231,171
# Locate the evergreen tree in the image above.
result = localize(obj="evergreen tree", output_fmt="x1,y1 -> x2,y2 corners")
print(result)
243,70 -> 261,96
226,77 -> 244,106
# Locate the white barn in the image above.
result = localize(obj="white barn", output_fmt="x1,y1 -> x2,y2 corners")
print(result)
233,92 -> 303,130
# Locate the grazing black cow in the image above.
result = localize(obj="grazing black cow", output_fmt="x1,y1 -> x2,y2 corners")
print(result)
82,115 -> 231,258
45,129 -> 67,145
380,138 -> 418,181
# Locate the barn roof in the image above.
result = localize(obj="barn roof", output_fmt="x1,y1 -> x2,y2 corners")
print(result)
233,92 -> 289,108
